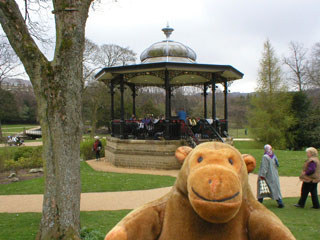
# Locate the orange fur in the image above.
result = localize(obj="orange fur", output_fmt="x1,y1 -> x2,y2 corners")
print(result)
105,142 -> 295,240
242,154 -> 256,173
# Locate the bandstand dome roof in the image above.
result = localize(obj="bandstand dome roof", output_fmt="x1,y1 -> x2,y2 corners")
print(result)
95,26 -> 244,86
140,26 -> 197,63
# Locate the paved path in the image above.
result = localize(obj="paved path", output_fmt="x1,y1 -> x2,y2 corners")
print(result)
233,138 -> 254,141
1,159 -> 317,213
0,141 -> 42,148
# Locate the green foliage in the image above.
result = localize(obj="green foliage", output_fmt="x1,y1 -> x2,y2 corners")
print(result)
0,146 -> 42,172
13,147 -> 34,161
284,91 -> 320,149
80,227 -> 105,240
249,92 -> 295,149
286,92 -> 311,149
0,88 -> 18,122
1,136 -> 108,170
249,40 -> 296,149
0,161 -> 176,195
302,108 -> 320,148
4,157 -> 42,171
80,138 -> 105,160
137,99 -> 161,118
0,89 -> 37,125
257,40 -> 282,92
0,147 -> 13,170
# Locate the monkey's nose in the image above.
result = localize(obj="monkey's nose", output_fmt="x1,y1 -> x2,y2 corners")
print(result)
209,178 -> 220,192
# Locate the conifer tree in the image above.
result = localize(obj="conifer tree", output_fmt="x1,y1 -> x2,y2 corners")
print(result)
249,40 -> 295,149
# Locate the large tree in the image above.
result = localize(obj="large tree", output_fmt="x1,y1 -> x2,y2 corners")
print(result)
283,41 -> 308,91
99,43 -> 136,67
0,0 -> 93,239
82,41 -> 136,136
0,35 -> 22,85
306,42 -> 320,88
249,40 -> 295,149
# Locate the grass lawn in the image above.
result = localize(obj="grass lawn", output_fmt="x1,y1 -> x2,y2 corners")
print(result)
0,197 -> 318,240
0,210 -> 131,240
263,197 -> 320,240
1,124 -> 39,137
0,161 -> 176,195
234,141 -> 306,176
228,128 -> 254,138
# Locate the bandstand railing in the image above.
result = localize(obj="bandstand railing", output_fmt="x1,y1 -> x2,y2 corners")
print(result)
110,118 -> 228,145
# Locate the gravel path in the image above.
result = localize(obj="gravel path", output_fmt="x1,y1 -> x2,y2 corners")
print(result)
0,141 -> 42,148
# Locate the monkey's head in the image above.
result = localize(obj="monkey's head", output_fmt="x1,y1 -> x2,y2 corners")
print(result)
175,142 -> 256,223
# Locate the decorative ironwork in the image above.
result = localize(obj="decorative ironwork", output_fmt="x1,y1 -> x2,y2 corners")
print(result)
123,70 -> 165,82
169,70 -> 211,80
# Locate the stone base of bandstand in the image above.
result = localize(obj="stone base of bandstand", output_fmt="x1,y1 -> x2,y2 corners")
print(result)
105,136 -> 185,170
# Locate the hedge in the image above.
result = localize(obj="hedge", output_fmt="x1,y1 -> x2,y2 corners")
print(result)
0,138 -> 106,172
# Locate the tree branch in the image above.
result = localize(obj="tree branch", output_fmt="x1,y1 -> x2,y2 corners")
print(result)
0,0 -> 48,86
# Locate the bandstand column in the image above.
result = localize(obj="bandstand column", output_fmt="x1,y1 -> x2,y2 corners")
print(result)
203,83 -> 208,119
132,84 -> 136,116
110,81 -> 115,120
119,75 -> 125,139
211,75 -> 216,126
110,81 -> 115,137
164,70 -> 171,139
224,78 -> 228,133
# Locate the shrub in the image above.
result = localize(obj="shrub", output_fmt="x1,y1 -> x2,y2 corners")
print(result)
80,138 -> 105,161
80,227 -> 104,240
1,146 -> 43,171
13,147 -> 35,161
1,137 -> 106,171
4,156 -> 42,171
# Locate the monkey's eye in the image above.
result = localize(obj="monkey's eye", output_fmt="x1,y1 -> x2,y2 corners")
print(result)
197,156 -> 203,163
228,158 -> 234,165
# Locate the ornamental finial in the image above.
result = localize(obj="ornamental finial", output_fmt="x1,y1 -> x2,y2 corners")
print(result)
162,24 -> 174,40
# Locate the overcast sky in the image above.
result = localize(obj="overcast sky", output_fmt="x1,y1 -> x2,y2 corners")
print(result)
2,0 -> 320,93
85,0 -> 320,93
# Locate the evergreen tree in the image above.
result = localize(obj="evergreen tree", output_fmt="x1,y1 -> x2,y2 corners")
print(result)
0,88 -> 18,138
287,91 -> 320,149
249,40 -> 295,149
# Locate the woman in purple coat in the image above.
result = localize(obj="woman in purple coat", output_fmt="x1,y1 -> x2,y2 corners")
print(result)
294,147 -> 320,209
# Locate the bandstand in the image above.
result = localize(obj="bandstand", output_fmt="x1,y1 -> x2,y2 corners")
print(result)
95,26 -> 243,169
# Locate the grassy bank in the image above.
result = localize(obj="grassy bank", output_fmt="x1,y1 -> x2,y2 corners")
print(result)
0,210 -> 131,240
1,124 -> 38,137
234,141 -> 306,176
0,161 -> 176,195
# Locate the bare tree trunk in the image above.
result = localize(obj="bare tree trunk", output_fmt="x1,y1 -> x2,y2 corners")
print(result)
0,120 -> 2,139
0,1 -> 93,239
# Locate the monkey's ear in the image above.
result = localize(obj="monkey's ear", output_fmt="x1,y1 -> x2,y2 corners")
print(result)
242,154 -> 256,173
175,146 -> 193,164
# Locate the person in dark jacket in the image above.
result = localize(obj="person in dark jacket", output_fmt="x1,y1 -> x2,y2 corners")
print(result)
294,147 -> 320,209
93,136 -> 102,161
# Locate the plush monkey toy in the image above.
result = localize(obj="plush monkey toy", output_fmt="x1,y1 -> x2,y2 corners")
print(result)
105,142 -> 295,240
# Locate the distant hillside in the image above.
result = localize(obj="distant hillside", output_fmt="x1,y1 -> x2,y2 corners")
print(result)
2,78 -> 31,86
